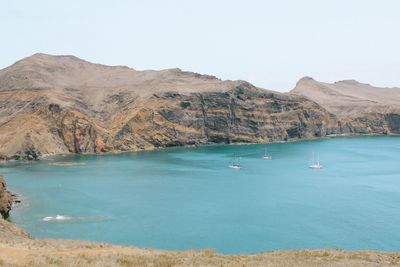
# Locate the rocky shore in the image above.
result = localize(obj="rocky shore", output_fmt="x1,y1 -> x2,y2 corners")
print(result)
0,175 -> 18,219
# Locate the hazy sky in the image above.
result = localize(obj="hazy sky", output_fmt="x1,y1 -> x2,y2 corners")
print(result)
1,0 -> 399,91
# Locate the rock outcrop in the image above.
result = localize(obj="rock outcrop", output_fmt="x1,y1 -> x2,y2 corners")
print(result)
291,77 -> 400,135
0,54 -> 399,160
0,176 -> 13,219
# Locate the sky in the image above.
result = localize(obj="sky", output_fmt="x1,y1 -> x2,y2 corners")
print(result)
1,0 -> 399,91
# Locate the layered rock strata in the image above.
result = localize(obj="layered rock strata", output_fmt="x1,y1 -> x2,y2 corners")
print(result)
0,54 -> 399,160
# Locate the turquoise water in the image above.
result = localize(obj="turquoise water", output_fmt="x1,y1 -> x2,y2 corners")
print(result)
2,136 -> 400,253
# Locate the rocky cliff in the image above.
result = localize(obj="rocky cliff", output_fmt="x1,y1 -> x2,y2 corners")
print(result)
292,77 -> 400,135
0,176 -> 13,219
0,54 -> 399,160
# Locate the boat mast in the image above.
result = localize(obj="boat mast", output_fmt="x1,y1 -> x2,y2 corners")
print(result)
312,151 -> 315,165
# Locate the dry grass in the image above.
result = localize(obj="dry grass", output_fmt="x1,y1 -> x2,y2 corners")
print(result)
0,219 -> 399,267
1,244 -> 399,267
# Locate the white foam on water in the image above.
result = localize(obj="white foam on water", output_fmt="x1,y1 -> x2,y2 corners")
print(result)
42,215 -> 72,222
42,215 -> 111,223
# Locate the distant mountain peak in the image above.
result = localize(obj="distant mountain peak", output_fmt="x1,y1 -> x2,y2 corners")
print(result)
0,53 -> 247,96
335,79 -> 361,85
299,76 -> 315,81
334,79 -> 373,87
295,76 -> 317,87
27,53 -> 85,62
13,53 -> 90,68
31,52 -> 76,58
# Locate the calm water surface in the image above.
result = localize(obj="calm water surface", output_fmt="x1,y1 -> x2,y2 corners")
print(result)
2,136 -> 400,253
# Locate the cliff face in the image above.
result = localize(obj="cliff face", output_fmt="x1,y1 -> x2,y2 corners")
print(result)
0,80 -> 341,159
109,86 -> 342,149
0,54 -> 399,160
291,77 -> 400,135
0,176 -> 13,219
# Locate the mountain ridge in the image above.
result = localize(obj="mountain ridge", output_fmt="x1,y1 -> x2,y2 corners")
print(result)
0,53 -> 399,160
291,75 -> 400,117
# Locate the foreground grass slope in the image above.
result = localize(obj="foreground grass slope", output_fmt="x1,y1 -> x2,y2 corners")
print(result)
1,220 -> 399,267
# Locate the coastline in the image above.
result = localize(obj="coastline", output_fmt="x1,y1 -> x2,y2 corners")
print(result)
1,217 -> 400,267
0,132 -> 395,164
2,136 -> 400,266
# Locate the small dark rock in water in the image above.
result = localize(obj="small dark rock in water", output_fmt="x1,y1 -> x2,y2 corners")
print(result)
11,193 -> 21,204
25,149 -> 40,161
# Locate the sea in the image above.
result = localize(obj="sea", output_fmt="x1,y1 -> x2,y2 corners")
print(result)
2,136 -> 400,254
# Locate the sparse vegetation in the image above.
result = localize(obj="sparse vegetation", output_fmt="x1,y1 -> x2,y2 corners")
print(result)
0,219 -> 399,267
116,257 -> 135,267
46,257 -> 63,265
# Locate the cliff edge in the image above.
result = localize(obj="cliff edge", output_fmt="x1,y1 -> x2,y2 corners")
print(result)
0,54 -> 340,160
0,54 -> 399,160
292,77 -> 400,134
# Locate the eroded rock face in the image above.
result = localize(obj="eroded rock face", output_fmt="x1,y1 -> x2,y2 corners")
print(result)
0,176 -> 13,219
128,86 -> 341,147
385,114 -> 400,134
0,83 -> 344,159
0,54 -> 399,160
291,77 -> 400,135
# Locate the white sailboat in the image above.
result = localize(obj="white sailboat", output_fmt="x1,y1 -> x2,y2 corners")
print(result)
262,147 -> 272,160
229,157 -> 241,169
309,152 -> 322,169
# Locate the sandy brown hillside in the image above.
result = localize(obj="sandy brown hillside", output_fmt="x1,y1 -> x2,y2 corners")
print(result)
0,54 -> 341,160
0,54 -> 399,160
291,76 -> 400,117
0,53 -> 238,114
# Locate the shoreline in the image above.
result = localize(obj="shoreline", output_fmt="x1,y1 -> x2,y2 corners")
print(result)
7,199 -> 400,256
0,217 -> 399,267
0,133 -> 396,164
8,194 -> 400,256
2,135 -> 400,266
